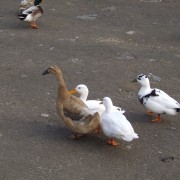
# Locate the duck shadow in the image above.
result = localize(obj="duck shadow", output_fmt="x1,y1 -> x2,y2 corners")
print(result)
8,118 -> 107,147
126,111 -> 174,128
126,112 -> 153,124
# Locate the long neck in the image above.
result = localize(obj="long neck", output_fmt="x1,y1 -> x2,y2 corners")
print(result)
79,91 -> 88,102
105,102 -> 113,113
140,80 -> 151,91
55,71 -> 70,101
138,81 -> 151,98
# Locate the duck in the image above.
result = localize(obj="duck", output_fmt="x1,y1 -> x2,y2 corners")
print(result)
69,84 -> 125,116
42,65 -> 100,139
100,97 -> 139,146
19,0 -> 34,11
132,74 -> 180,122
18,0 -> 43,29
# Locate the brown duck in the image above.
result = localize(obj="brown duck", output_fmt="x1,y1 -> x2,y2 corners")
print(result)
42,65 -> 100,138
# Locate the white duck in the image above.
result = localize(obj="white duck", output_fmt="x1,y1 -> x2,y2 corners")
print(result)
132,74 -> 180,122
100,97 -> 138,146
69,84 -> 125,116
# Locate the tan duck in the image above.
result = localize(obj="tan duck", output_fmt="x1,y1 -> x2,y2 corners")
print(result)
42,65 -> 100,138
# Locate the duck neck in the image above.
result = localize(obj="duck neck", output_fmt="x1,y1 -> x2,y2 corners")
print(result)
105,103 -> 113,113
34,0 -> 42,6
140,81 -> 151,91
55,71 -> 70,101
139,81 -> 151,98
79,92 -> 88,102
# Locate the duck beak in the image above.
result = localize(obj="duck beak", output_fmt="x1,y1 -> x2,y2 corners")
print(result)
131,79 -> 138,82
42,68 -> 50,75
69,89 -> 77,95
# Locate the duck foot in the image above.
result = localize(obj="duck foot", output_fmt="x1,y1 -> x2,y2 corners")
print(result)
31,21 -> 38,29
146,111 -> 154,116
151,115 -> 161,123
68,133 -> 85,140
107,138 -> 119,146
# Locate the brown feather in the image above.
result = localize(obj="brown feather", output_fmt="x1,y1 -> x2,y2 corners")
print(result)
43,65 -> 100,134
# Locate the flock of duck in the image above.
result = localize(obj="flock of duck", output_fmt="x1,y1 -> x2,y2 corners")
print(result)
42,65 -> 180,146
18,0 -> 43,29
17,1 -> 179,146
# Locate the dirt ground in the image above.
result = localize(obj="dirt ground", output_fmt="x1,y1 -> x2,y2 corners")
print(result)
0,0 -> 180,179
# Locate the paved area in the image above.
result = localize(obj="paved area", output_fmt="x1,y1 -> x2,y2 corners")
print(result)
0,0 -> 180,179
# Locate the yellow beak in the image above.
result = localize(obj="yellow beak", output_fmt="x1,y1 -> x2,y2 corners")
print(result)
69,89 -> 77,95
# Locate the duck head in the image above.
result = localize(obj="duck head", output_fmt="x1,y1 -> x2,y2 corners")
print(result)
132,74 -> 150,87
103,97 -> 113,111
70,84 -> 88,95
42,65 -> 62,76
34,0 -> 43,6
69,84 -> 89,102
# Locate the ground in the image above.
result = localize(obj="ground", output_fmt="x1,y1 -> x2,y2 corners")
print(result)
0,0 -> 180,179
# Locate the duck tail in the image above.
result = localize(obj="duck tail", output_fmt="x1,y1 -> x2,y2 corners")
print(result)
123,133 -> 139,142
133,133 -> 139,139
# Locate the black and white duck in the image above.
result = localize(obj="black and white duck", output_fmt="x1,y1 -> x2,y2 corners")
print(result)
132,74 -> 180,122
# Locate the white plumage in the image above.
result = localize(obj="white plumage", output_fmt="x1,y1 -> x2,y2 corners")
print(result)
134,74 -> 180,122
100,97 -> 138,146
69,84 -> 125,116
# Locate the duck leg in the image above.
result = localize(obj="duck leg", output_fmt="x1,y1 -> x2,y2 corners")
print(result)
107,138 -> 119,146
151,114 -> 161,123
31,21 -> 38,29
68,133 -> 85,140
146,110 -> 154,116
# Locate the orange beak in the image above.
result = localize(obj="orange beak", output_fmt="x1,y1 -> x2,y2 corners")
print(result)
69,89 -> 77,95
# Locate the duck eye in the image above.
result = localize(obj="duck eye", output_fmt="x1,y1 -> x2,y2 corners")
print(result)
138,77 -> 141,80
145,75 -> 147,78
78,87 -> 81,89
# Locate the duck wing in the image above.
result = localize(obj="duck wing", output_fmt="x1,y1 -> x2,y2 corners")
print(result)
63,95 -> 94,118
150,89 -> 180,109
21,6 -> 38,14
63,109 -> 85,121
101,112 -> 135,138
85,100 -> 105,115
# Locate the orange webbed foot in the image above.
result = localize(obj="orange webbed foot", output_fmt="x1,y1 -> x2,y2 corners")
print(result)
146,111 -> 154,116
151,115 -> 161,123
31,22 -> 38,29
107,138 -> 119,146
68,133 -> 85,140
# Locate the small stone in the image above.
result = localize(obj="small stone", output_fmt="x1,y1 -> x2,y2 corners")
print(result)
169,127 -> 176,130
49,47 -> 54,51
126,31 -> 135,35
41,113 -> 49,118
21,74 -> 28,78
